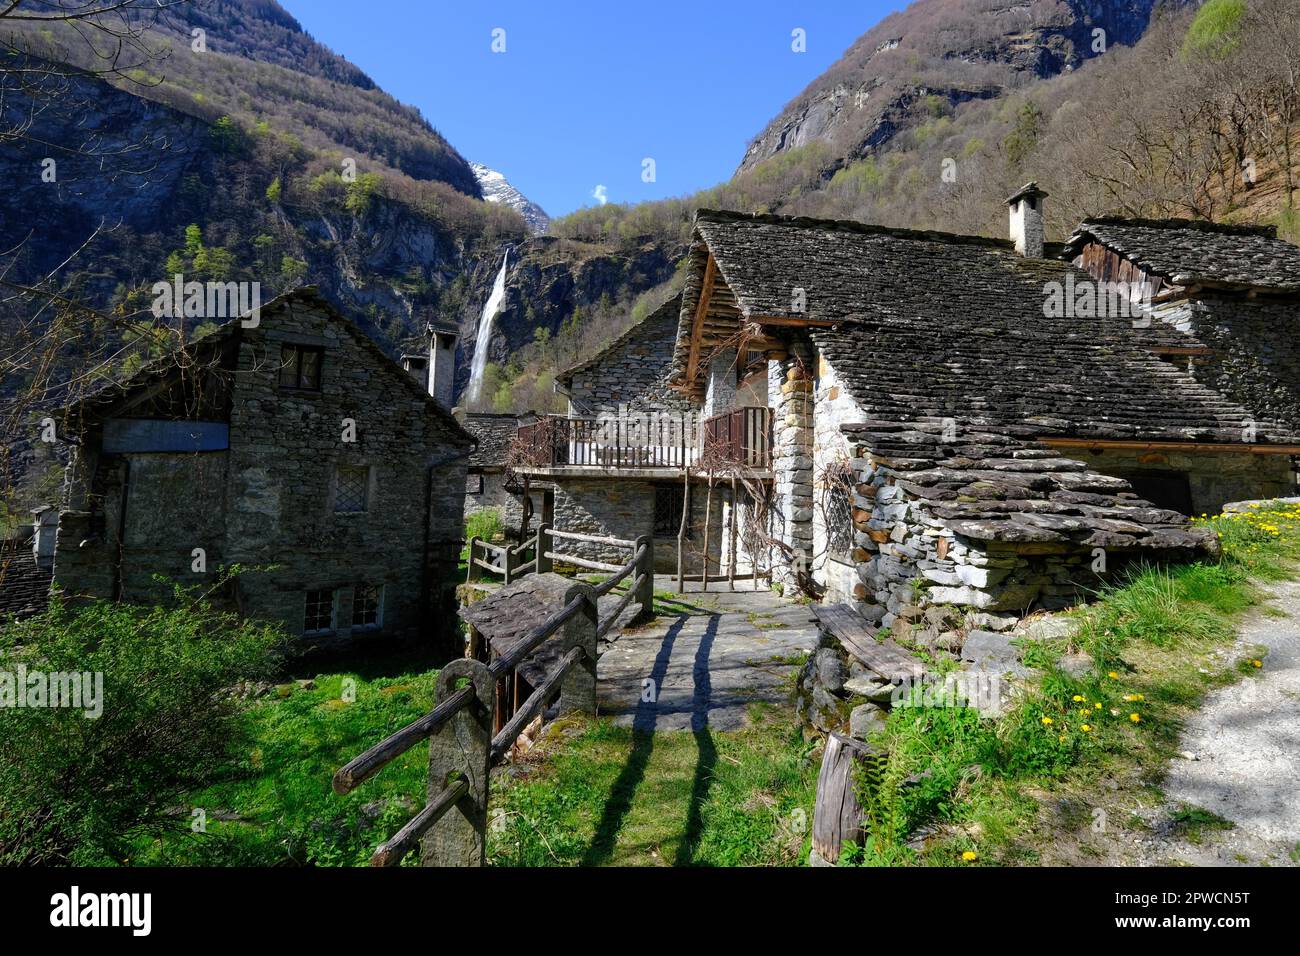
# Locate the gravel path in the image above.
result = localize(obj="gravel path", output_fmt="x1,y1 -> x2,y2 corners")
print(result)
1153,579 -> 1300,864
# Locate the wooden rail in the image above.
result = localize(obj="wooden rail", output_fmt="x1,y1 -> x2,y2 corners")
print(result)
338,533 -> 654,866
702,406 -> 772,469
516,413 -> 700,469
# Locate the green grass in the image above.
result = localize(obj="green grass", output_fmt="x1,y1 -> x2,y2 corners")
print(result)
127,646 -> 444,866
488,710 -> 818,866
845,502 -> 1300,867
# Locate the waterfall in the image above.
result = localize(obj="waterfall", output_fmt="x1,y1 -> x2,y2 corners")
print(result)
467,250 -> 509,405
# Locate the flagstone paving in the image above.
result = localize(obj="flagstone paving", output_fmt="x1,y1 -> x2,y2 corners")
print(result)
597,577 -> 820,731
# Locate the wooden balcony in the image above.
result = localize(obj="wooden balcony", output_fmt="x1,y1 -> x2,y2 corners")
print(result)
515,407 -> 773,475
516,413 -> 699,471
702,406 -> 772,469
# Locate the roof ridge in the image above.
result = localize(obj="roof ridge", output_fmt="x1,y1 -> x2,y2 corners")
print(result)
693,208 -> 1012,249
1078,216 -> 1278,239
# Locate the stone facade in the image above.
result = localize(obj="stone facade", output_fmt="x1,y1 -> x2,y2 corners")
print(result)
551,477 -> 721,573
52,289 -> 473,658
465,469 -> 544,534
768,342 -> 814,589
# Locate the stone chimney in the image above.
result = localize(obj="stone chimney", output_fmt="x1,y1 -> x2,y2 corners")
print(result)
1006,181 -> 1048,258
400,353 -> 428,388
425,321 -> 459,410
31,505 -> 57,571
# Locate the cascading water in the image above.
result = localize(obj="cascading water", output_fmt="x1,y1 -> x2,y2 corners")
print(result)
466,249 -> 509,405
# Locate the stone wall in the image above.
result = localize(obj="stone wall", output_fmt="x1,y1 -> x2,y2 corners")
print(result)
811,354 -> 862,602
465,469 -> 544,535
551,476 -> 722,574
768,341 -> 814,589
846,444 -> 1105,629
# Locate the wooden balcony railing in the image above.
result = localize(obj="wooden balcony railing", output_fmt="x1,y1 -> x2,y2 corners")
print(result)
516,413 -> 699,469
702,406 -> 772,469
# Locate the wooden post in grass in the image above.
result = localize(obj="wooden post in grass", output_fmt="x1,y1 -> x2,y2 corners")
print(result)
422,658 -> 494,867
633,534 -> 654,620
811,732 -> 878,865
559,584 -> 598,715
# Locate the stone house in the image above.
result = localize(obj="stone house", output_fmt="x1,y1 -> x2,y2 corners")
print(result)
510,294 -> 757,575
38,287 -> 474,657
662,193 -> 1299,622
462,411 -> 546,536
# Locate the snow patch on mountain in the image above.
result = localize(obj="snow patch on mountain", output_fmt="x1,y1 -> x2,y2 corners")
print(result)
471,163 -> 550,235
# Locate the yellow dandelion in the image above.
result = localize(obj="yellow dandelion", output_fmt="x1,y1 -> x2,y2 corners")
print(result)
1094,702 -> 1102,709
1108,671 -> 1119,680
1129,713 -> 1141,723
1249,659 -> 1263,668
1041,716 -> 1054,725
1072,695 -> 1086,702
962,850 -> 977,861
1081,724 -> 1092,732
1122,693 -> 1144,702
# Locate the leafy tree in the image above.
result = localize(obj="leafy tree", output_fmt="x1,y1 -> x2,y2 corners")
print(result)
0,591 -> 281,865
1183,0 -> 1246,61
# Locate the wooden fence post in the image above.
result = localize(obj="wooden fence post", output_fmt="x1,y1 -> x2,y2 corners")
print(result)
422,658 -> 494,867
503,544 -> 517,584
633,534 -> 654,620
465,536 -> 481,584
558,583 -> 598,715
536,523 -> 553,573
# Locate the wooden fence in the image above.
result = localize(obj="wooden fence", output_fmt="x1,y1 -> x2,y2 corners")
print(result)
336,530 -> 654,866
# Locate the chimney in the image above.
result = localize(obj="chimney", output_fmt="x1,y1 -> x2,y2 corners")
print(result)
1006,181 -> 1047,258
31,505 -> 57,571
400,353 -> 428,388
425,321 -> 459,410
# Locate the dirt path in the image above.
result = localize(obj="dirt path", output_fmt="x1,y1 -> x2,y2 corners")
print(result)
1141,579 -> 1300,865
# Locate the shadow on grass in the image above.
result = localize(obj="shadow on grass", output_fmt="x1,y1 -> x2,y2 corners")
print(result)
581,613 -> 723,866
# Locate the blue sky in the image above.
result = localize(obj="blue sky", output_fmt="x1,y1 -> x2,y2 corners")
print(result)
287,0 -> 905,218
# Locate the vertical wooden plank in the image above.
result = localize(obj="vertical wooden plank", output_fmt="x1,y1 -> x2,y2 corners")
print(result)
422,658 -> 494,867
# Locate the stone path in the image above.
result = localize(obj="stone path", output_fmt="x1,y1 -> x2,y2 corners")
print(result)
1146,578 -> 1300,865
596,576 -> 820,731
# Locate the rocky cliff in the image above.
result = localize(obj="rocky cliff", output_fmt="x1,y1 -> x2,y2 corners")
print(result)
737,0 -> 1188,174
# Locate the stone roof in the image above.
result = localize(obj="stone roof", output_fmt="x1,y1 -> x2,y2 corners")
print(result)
677,208 -> 1288,446
0,539 -> 51,620
1063,217 -> 1300,293
841,419 -> 1211,553
463,412 -> 519,468
63,287 -> 475,447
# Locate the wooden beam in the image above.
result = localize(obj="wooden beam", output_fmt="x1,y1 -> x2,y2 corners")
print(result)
684,254 -> 717,390
749,314 -> 840,328
1041,438 -> 1300,455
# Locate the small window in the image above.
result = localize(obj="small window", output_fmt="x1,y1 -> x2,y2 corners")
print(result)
304,588 -> 336,634
352,584 -> 383,629
335,464 -> 370,513
466,473 -> 484,495
280,344 -> 323,390
654,484 -> 691,538
824,463 -> 854,561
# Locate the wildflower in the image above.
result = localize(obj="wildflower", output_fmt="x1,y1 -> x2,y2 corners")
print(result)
1081,724 -> 1092,732
1041,716 -> 1054,725
1249,659 -> 1263,668
1108,671 -> 1119,680
1072,695 -> 1086,702
1129,713 -> 1141,723
1094,702 -> 1102,709
1122,693 -> 1144,702
962,850 -> 977,861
